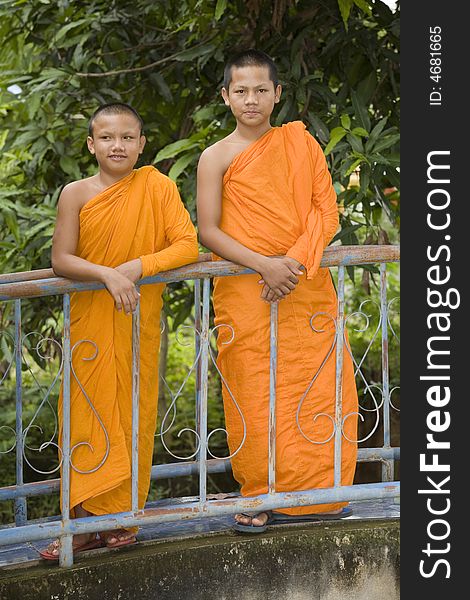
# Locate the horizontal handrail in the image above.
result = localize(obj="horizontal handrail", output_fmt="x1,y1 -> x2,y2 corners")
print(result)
0,448 -> 401,502
0,245 -> 399,300
0,253 -> 213,285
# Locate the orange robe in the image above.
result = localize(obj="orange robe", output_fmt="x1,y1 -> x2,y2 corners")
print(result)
59,165 -> 198,516
213,121 -> 358,514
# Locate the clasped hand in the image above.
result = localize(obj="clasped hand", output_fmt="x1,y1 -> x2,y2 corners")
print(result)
258,256 -> 304,303
103,259 -> 142,314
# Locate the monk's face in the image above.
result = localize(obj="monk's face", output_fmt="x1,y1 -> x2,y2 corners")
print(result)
87,113 -> 146,174
222,65 -> 282,127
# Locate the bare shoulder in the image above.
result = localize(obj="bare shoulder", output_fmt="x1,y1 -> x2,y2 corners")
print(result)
199,135 -> 245,176
58,176 -> 99,212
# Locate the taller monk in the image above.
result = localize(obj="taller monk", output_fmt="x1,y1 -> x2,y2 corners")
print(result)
197,50 -> 358,532
40,103 -> 198,559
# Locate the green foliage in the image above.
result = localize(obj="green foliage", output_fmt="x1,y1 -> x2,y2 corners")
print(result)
0,1 -> 400,514
0,0 -> 399,341
1,0 -> 399,266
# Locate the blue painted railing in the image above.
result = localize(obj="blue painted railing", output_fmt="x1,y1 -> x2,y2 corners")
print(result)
0,245 -> 400,567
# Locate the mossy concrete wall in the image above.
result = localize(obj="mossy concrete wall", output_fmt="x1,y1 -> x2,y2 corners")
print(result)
0,519 -> 399,600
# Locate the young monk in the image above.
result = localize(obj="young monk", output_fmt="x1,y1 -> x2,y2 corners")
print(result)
40,103 -> 198,559
197,50 -> 359,532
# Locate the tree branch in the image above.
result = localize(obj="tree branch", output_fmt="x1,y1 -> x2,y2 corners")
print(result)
75,40 -> 215,77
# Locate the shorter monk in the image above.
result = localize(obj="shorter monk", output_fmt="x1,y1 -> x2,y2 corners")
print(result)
39,103 -> 198,559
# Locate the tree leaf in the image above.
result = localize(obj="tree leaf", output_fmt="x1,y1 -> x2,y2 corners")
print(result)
54,18 -> 90,43
325,127 -> 347,155
174,43 -> 216,62
347,133 -> 363,153
307,113 -> 329,144
365,117 -> 388,151
353,0 -> 372,17
168,153 -> 196,181
337,0 -> 354,27
351,90 -> 370,132
215,0 -> 227,21
344,157 -> 363,177
372,134 -> 400,153
351,127 -> 368,137
340,114 -> 351,130
154,139 -> 199,162
331,223 -> 363,243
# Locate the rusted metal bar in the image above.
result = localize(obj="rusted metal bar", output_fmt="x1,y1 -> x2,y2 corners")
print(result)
198,278 -> 210,504
59,294 -> 73,567
334,266 -> 345,487
0,481 -> 400,547
268,302 -> 278,494
131,296 -> 141,513
380,263 -> 393,482
14,299 -> 27,525
0,246 -> 400,300
0,268 -> 54,284
0,447 -> 400,501
194,279 -> 201,432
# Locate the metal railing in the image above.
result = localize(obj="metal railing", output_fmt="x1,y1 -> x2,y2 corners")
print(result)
0,245 -> 400,567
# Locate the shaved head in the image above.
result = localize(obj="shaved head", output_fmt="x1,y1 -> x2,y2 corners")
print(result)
88,103 -> 144,137
224,49 -> 278,90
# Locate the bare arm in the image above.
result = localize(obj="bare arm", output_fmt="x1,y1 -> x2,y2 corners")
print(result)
196,147 -> 302,300
51,184 -> 140,314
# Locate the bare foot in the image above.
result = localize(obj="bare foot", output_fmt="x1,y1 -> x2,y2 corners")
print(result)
235,512 -> 271,528
99,529 -> 137,548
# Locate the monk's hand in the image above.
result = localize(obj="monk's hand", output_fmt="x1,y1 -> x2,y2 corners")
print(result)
102,268 -> 140,315
258,256 -> 304,302
115,259 -> 142,283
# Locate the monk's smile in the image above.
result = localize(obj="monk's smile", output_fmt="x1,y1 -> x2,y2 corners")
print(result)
87,112 -> 146,180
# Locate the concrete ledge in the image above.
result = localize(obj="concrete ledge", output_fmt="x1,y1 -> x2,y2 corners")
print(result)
0,518 -> 399,600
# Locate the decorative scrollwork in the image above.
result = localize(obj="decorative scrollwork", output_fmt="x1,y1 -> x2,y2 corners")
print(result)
68,339 -> 110,474
0,330 -> 16,454
387,296 -> 400,342
389,385 -> 400,412
207,323 -> 246,460
0,330 -> 15,386
21,332 -> 63,474
296,312 -> 337,445
159,325 -> 202,460
0,425 -> 16,454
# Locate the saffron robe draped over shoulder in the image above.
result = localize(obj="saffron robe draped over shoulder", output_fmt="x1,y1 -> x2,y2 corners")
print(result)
213,121 -> 358,515
59,165 -> 198,515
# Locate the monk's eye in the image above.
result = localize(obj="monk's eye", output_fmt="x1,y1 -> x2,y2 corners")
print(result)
124,136 -> 133,140
258,89 -> 267,93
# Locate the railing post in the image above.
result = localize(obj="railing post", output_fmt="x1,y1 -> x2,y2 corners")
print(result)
14,299 -> 27,525
334,266 -> 345,487
198,278 -> 210,505
194,279 -> 201,433
380,263 -> 393,482
59,294 -> 73,567
131,295 -> 141,513
268,302 -> 278,494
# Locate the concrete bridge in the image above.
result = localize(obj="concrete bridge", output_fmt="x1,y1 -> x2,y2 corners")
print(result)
0,497 -> 399,600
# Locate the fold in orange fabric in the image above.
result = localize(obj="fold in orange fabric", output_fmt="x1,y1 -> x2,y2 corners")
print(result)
58,165 -> 198,516
213,121 -> 358,515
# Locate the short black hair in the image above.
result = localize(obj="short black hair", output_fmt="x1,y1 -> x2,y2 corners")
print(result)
88,103 -> 144,137
223,49 -> 278,90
